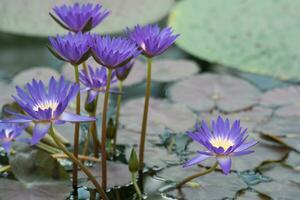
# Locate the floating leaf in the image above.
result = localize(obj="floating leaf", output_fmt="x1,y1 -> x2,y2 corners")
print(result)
285,151 -> 300,171
169,0 -> 300,80
120,98 -> 197,135
12,67 -> 60,86
260,86 -> 300,117
0,144 -> 71,200
158,165 -> 247,200
0,82 -> 15,106
9,144 -> 69,184
198,106 -> 272,132
0,179 -> 70,200
125,144 -> 179,168
152,59 -> 200,82
78,161 -> 131,189
259,163 -> 300,184
0,0 -> 174,37
167,73 -> 261,112
236,190 -> 266,200
256,117 -> 300,151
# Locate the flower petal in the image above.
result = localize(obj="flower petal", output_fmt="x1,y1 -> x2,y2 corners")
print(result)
234,139 -> 258,152
59,112 -> 96,122
183,153 -> 212,168
1,141 -> 12,153
217,156 -> 231,175
231,150 -> 254,157
31,123 -> 51,145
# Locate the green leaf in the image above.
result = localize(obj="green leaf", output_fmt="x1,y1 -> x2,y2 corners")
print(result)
0,0 -> 174,37
169,0 -> 300,81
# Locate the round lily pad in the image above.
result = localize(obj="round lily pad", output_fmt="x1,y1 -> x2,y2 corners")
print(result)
260,86 -> 300,117
78,161 -> 131,189
158,165 -> 247,200
169,0 -> 300,80
285,151 -> 300,171
167,73 -> 261,112
0,82 -> 15,106
0,0 -> 174,37
12,67 -> 60,86
152,59 -> 200,82
120,97 -> 197,135
0,179 -> 70,200
125,145 -> 179,168
255,117 -> 300,151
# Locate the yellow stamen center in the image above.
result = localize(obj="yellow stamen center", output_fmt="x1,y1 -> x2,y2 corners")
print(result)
210,137 -> 234,151
33,100 -> 59,113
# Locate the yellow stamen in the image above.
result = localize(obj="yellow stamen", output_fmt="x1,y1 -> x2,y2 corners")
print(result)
33,101 -> 59,113
210,137 -> 233,151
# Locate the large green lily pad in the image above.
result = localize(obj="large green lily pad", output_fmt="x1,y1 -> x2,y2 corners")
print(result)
0,0 -> 174,37
167,73 -> 261,112
169,0 -> 300,80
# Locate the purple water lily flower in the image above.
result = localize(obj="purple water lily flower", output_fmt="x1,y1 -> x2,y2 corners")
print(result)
2,77 -> 95,145
48,32 -> 91,65
184,116 -> 257,175
116,60 -> 134,81
79,65 -> 118,103
126,24 -> 179,57
50,3 -> 110,32
91,35 -> 140,69
0,123 -> 28,153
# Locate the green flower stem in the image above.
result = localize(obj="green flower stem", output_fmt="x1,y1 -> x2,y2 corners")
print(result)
132,172 -> 142,199
49,124 -> 109,200
36,142 -> 61,154
100,68 -> 113,190
73,64 -> 81,190
0,165 -> 11,173
89,95 -> 100,158
82,128 -> 91,156
139,57 -> 152,177
82,61 -> 88,73
176,162 -> 218,189
113,80 -> 123,157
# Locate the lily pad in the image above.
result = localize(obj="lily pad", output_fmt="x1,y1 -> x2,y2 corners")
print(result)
9,144 -> 69,184
120,97 -> 197,135
285,151 -> 300,171
198,106 -> 272,132
0,179 -> 70,200
167,73 -> 261,112
252,181 -> 300,200
0,0 -> 174,37
12,67 -> 60,86
236,190 -> 265,200
125,145 -> 179,168
255,117 -> 300,151
78,161 -> 131,189
260,86 -> 300,118
158,165 -> 247,200
152,59 -> 200,82
0,82 -> 15,106
0,144 -> 71,200
169,0 -> 300,80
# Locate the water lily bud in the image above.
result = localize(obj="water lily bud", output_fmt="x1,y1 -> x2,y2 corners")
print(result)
128,148 -> 139,173
106,118 -> 116,140
84,92 -> 97,113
